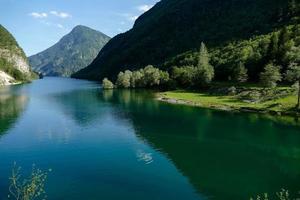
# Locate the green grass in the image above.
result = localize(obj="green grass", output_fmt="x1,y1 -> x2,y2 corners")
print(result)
158,89 -> 298,113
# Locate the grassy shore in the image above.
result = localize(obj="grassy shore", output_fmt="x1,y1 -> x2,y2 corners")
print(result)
157,89 -> 300,117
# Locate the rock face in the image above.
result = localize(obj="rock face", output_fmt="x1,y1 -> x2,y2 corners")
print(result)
29,25 -> 111,77
0,25 -> 32,86
0,71 -> 14,85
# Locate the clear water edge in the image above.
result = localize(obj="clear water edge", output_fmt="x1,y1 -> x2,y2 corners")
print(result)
0,77 -> 299,200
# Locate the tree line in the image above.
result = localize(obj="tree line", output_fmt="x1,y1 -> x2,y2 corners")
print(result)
103,26 -> 300,108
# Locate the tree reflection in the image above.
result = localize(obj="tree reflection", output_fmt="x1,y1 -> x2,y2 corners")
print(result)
99,89 -> 300,200
0,87 -> 28,135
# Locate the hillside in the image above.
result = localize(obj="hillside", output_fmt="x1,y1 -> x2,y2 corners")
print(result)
72,0 -> 300,81
0,25 -> 34,85
29,25 -> 110,77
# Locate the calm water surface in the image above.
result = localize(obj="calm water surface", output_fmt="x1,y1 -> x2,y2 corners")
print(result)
0,77 -> 299,200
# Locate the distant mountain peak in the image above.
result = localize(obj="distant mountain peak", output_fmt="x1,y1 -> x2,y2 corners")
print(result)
29,25 -> 111,77
72,25 -> 95,32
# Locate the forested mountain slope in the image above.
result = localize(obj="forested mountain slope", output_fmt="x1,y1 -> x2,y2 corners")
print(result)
72,0 -> 300,81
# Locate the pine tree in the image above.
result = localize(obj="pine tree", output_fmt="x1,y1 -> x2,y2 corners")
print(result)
260,63 -> 282,88
267,33 -> 279,61
278,27 -> 292,64
234,61 -> 248,83
194,42 -> 214,87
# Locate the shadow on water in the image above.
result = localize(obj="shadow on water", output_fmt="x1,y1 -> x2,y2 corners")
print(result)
0,86 -> 29,136
99,89 -> 300,200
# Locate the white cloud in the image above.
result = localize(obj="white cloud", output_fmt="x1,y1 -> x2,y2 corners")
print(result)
137,4 -> 153,12
117,13 -> 139,22
39,20 -> 65,29
29,12 -> 48,18
50,11 -> 72,18
56,24 -> 64,29
129,16 -> 138,21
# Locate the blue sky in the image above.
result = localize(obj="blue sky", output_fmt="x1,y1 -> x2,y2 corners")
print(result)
0,0 -> 158,56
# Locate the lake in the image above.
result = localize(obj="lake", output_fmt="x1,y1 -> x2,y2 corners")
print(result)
0,77 -> 299,200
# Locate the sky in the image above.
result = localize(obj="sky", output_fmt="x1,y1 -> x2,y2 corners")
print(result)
0,0 -> 158,56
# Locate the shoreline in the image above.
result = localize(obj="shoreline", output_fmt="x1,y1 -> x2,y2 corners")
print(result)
157,93 -> 300,118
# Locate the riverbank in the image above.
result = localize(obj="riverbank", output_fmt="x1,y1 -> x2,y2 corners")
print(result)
157,90 -> 300,117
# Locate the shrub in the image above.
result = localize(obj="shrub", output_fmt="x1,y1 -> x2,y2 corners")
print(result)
8,163 -> 49,200
102,78 -> 114,89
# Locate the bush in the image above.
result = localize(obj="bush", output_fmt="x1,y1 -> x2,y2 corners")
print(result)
240,90 -> 262,102
102,78 -> 114,89
227,86 -> 237,96
8,163 -> 50,200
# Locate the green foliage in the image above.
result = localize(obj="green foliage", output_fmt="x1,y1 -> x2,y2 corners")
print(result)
73,0 -> 300,81
102,78 -> 114,89
116,71 -> 132,88
286,63 -> 300,83
8,163 -> 49,200
286,63 -> 300,108
0,57 -> 30,82
194,42 -> 214,87
0,25 -> 27,60
170,43 -> 214,89
267,33 -> 280,61
260,63 -> 282,88
250,189 -> 300,200
0,25 -> 32,82
30,25 -> 110,77
130,70 -> 144,88
172,66 -> 196,88
114,65 -> 170,89
233,61 -> 248,83
142,65 -> 161,87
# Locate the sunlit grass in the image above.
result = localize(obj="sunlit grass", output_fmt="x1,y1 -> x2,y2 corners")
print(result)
159,90 -> 298,112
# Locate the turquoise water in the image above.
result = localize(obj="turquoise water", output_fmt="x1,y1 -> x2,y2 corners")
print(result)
0,77 -> 299,200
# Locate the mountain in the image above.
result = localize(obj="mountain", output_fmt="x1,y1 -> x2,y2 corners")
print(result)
29,25 -> 111,77
72,0 -> 300,81
0,25 -> 34,85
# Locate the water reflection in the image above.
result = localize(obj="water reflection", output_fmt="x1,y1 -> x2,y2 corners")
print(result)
100,89 -> 300,200
47,89 -> 108,126
0,86 -> 28,135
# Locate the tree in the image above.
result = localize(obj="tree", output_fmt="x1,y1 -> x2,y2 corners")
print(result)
285,45 -> 300,109
286,63 -> 300,108
116,70 -> 132,88
260,63 -> 282,88
233,61 -> 248,83
267,33 -> 279,60
102,78 -> 114,89
194,42 -> 214,87
159,70 -> 170,85
172,66 -> 196,88
130,70 -> 144,88
143,65 -> 161,87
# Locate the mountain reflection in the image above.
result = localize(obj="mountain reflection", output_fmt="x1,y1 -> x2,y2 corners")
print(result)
100,89 -> 300,200
0,86 -> 28,135
47,88 -> 113,126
